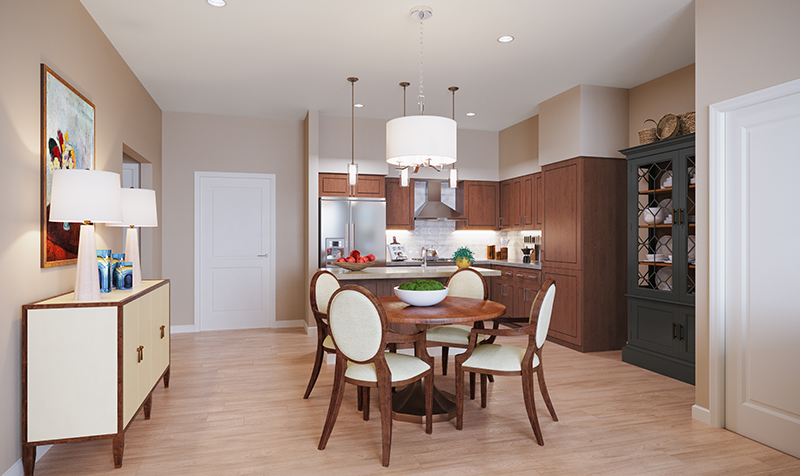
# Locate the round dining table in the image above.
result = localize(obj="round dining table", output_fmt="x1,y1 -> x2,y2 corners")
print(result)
377,295 -> 506,423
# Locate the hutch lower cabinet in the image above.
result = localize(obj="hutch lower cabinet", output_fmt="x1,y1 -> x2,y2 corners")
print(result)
22,280 -> 170,476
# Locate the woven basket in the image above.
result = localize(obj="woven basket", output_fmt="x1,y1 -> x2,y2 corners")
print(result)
638,119 -> 658,145
678,111 -> 696,134
656,113 -> 680,140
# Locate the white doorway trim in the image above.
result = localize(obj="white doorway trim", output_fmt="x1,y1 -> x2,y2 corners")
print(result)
708,77 -> 800,429
193,171 -> 277,331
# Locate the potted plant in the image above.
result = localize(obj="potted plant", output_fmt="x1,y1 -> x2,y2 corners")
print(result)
452,246 -> 475,269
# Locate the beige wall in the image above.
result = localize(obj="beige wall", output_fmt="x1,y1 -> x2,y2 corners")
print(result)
0,1 -> 162,471
499,115 -> 539,179
162,112 -> 305,327
580,85 -> 629,158
694,0 -> 800,410
539,85 -> 582,166
629,64 -> 695,147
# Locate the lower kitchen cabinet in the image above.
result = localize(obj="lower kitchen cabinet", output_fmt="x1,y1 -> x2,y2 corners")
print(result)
22,280 -> 170,476
622,297 -> 695,384
490,265 -> 542,319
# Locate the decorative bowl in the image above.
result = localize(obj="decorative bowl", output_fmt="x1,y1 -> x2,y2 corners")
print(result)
331,260 -> 377,271
393,286 -> 448,307
643,206 -> 668,225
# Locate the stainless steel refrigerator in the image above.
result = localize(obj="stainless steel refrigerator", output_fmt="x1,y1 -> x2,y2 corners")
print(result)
319,197 -> 386,268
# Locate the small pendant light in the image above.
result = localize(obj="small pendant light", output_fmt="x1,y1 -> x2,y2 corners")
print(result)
448,86 -> 459,188
347,77 -> 359,187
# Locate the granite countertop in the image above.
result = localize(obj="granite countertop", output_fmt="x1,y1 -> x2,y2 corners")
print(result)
323,265 -> 501,280
473,259 -> 542,270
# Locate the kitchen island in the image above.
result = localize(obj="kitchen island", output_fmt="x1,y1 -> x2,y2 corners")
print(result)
323,265 -> 500,297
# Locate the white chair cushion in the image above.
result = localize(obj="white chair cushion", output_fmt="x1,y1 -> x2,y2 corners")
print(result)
322,335 -> 334,351
345,352 -> 430,383
426,325 -> 487,346
461,344 -> 540,372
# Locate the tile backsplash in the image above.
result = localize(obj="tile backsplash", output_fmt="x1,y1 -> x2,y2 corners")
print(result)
386,223 -> 541,261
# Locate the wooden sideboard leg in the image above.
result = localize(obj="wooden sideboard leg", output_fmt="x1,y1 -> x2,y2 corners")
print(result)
163,366 -> 170,388
22,445 -> 36,476
112,434 -> 124,468
143,394 -> 153,420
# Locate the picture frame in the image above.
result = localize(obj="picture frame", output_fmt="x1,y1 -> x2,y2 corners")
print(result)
41,64 -> 95,268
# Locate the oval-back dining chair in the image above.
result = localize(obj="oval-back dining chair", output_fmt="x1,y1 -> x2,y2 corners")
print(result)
318,285 -> 434,467
303,270 -> 341,399
454,279 -> 558,445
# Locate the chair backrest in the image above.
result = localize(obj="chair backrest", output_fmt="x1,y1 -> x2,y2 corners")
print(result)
327,285 -> 386,363
310,270 -> 341,316
528,279 -> 556,349
445,268 -> 487,300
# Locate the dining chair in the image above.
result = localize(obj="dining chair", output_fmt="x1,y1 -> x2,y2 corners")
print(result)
318,284 -> 434,467
454,279 -> 558,445
425,267 -> 493,377
303,270 -> 341,399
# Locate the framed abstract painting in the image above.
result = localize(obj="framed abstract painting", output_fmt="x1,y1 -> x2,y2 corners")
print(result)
41,64 -> 95,268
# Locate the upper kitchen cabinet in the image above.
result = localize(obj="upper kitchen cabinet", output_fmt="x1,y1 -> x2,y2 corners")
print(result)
499,173 -> 539,230
318,173 -> 385,198
456,180 -> 499,230
540,157 -> 627,352
385,177 -> 415,230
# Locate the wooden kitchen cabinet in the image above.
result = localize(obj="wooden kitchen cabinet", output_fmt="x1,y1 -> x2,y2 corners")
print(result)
22,280 -> 170,475
540,156 -> 626,352
456,180 -> 499,230
499,173 -> 539,230
534,172 -> 543,228
319,173 -> 385,198
385,177 -> 415,230
489,265 -> 542,319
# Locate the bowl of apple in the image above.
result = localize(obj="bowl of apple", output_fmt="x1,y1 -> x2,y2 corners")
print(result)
331,250 -> 377,271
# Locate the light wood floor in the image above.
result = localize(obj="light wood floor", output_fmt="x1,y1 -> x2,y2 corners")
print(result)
30,328 -> 800,475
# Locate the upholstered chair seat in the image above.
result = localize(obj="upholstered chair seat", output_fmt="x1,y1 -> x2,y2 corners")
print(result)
346,352 -> 431,383
425,324 -> 486,346
460,343 -> 540,372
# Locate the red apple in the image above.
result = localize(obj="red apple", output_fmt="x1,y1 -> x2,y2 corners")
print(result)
346,257 -> 356,263
336,257 -> 346,262
366,254 -> 375,262
350,249 -> 360,259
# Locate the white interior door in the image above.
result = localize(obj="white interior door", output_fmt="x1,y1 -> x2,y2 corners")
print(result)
196,172 -> 275,331
718,80 -> 800,458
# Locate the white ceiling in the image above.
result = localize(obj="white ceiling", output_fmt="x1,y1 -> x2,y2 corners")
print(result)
79,0 -> 695,132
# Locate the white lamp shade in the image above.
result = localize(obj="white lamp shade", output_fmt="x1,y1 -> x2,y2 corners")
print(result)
108,188 -> 158,227
50,169 -> 122,224
386,115 -> 457,167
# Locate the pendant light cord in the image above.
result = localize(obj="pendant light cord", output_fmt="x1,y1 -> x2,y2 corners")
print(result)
418,16 -> 425,115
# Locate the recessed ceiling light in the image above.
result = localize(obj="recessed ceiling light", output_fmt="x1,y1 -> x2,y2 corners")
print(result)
497,35 -> 514,43
207,0 -> 226,7
466,112 -> 476,117
354,103 -> 364,108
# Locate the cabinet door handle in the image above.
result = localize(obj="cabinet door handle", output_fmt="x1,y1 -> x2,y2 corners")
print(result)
678,324 -> 684,341
160,325 -> 166,339
516,274 -> 524,278
672,323 -> 677,340
137,345 -> 144,363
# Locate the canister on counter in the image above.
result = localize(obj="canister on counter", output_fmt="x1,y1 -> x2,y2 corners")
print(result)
499,247 -> 508,260
487,245 -> 495,260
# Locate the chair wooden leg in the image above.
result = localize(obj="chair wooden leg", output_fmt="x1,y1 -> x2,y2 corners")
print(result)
441,346 -> 449,375
536,365 -> 558,421
488,374 -> 494,383
480,374 -> 488,408
303,343 -> 325,399
357,385 -> 363,411
318,356 -> 347,450
521,369 -> 544,445
377,378 -> 393,467
469,372 -> 476,400
424,374 -> 433,434
362,386 -> 370,421
455,364 -> 464,430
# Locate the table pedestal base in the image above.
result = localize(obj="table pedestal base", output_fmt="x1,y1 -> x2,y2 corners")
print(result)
392,381 -> 456,423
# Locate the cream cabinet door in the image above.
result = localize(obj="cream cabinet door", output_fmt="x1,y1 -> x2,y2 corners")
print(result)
122,299 -> 140,427
137,292 -> 153,401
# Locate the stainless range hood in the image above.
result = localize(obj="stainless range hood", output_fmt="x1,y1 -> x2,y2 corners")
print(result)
415,180 -> 467,221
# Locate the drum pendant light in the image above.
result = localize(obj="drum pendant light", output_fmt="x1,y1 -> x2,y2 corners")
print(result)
347,77 -> 359,187
386,6 -> 457,172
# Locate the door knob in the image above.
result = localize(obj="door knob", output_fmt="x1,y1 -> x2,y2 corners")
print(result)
257,253 -> 269,258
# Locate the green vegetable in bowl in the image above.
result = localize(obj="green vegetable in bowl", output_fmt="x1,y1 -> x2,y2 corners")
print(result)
398,279 -> 446,291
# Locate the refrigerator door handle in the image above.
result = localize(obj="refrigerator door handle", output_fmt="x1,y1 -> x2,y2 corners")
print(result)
350,222 -> 356,252
344,221 -> 350,252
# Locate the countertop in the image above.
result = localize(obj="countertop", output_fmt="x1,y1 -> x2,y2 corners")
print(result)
385,259 -> 542,271
324,265 -> 501,280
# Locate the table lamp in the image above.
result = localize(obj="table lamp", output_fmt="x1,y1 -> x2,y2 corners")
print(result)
50,169 -> 122,301
108,188 -> 158,286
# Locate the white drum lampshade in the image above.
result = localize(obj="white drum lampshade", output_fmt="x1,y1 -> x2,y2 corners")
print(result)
49,169 -> 122,301
108,188 -> 158,286
386,115 -> 457,168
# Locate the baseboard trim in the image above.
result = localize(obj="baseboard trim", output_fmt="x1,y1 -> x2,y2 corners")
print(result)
692,404 -> 712,425
3,446 -> 51,476
170,324 -> 198,334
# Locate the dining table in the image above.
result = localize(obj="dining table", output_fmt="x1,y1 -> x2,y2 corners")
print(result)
377,295 -> 506,423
